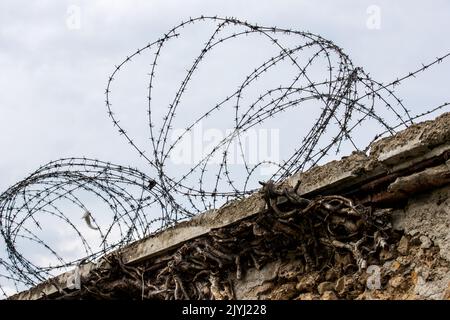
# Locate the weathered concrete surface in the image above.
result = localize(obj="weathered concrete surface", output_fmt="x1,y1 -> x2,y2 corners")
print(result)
285,151 -> 371,194
388,162 -> 450,196
234,236 -> 449,300
11,112 -> 450,300
12,262 -> 96,300
122,193 -> 266,264
370,112 -> 450,161
234,261 -> 282,299
235,226 -> 450,300
393,185 -> 450,263
286,112 -> 450,197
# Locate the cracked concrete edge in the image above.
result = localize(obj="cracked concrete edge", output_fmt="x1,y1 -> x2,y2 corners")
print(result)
387,160 -> 450,194
11,112 -> 450,300
121,193 -> 266,265
285,112 -> 450,196
370,112 -> 450,161
12,262 -> 96,300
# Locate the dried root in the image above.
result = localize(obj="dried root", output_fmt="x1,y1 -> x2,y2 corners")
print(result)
57,181 -> 395,300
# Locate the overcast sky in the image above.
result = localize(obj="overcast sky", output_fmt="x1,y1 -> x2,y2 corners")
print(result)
1,0 -> 449,295
1,0 -> 450,190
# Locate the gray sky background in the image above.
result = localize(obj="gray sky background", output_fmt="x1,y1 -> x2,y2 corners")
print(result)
1,0 -> 450,295
1,0 -> 450,191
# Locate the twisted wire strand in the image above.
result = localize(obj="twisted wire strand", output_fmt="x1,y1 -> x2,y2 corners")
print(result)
1,16 -> 449,297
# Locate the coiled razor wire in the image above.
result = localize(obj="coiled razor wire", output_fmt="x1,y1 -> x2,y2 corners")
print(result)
1,16 -> 449,297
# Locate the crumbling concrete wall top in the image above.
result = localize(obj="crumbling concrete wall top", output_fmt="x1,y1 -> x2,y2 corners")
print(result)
11,112 -> 450,300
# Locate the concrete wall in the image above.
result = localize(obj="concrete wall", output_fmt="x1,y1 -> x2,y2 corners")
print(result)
233,184 -> 450,300
12,112 -> 450,300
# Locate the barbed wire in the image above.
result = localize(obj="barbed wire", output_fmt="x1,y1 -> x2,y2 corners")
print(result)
1,16 -> 449,298
0,158 -> 178,296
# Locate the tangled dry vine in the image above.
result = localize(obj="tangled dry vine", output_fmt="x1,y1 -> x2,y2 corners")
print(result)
53,183 -> 395,300
1,16 -> 449,297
